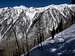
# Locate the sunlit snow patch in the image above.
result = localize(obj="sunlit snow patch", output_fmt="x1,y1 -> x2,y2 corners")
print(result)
51,48 -> 57,52
50,39 -> 55,43
57,52 -> 62,56
57,38 -> 64,42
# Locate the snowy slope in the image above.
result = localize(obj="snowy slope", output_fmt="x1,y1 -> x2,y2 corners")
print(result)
24,24 -> 75,56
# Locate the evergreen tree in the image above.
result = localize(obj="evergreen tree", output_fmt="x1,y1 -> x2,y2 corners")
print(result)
56,19 -> 63,33
58,19 -> 63,32
51,26 -> 55,39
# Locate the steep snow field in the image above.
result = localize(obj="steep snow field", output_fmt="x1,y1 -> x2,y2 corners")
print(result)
24,24 -> 75,56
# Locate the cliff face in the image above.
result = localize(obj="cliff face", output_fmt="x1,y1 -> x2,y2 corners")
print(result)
0,4 -> 75,56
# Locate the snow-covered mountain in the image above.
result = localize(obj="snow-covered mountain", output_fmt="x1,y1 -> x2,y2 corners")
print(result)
0,4 -> 75,40
0,4 -> 75,56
